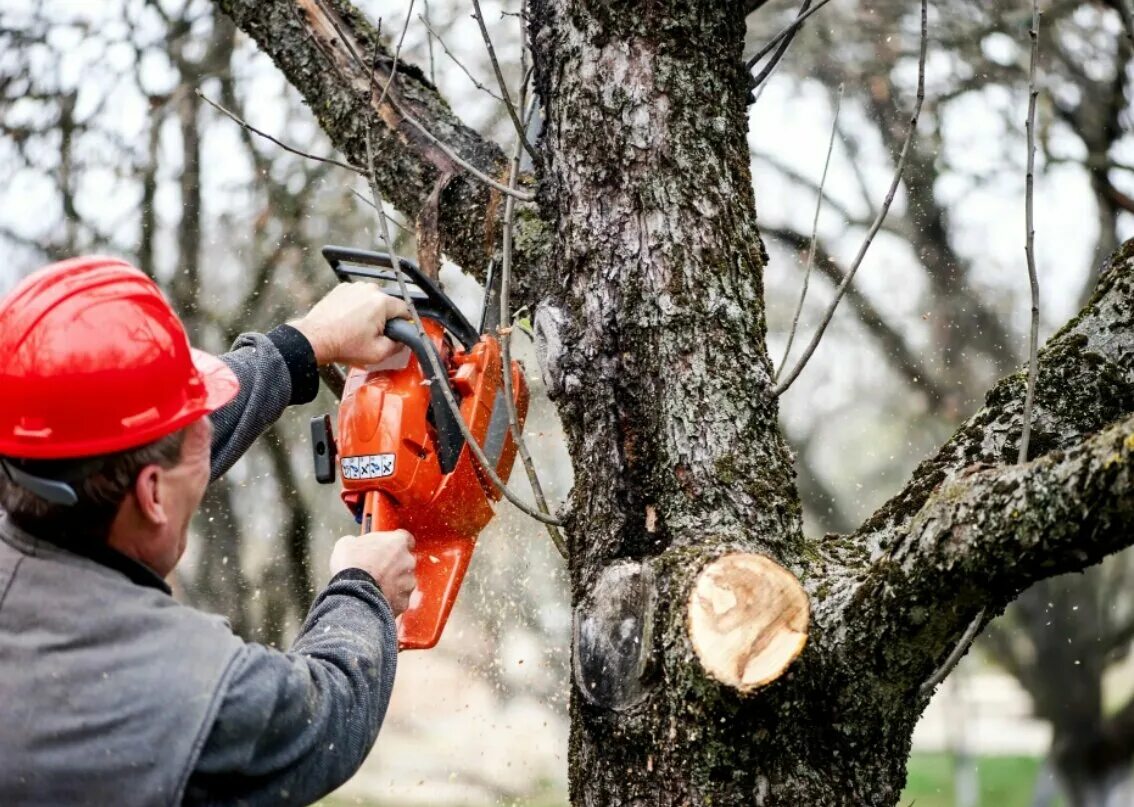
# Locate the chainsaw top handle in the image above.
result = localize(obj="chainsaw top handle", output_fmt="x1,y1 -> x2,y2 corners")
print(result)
320,245 -> 480,349
320,245 -> 470,475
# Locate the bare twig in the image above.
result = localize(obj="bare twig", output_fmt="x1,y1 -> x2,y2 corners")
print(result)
775,83 -> 842,382
500,93 -> 568,557
348,188 -> 414,235
745,0 -> 838,71
470,0 -> 539,165
423,0 -> 436,84
764,226 -> 949,404
197,90 -> 362,174
752,0 -> 813,90
919,608 -> 987,698
373,1 -> 415,115
418,13 -> 504,101
773,0 -> 928,397
1019,3 -> 1042,464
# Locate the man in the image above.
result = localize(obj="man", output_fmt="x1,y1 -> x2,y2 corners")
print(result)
0,255 -> 417,805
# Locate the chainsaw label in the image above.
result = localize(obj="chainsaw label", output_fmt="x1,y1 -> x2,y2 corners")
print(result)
341,453 -> 396,480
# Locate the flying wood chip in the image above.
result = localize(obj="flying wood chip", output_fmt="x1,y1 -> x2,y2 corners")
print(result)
687,552 -> 809,693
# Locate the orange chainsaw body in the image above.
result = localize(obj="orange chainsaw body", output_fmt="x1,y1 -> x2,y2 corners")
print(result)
337,318 -> 529,649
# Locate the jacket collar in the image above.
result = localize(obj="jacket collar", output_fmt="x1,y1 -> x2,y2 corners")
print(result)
0,511 -> 172,595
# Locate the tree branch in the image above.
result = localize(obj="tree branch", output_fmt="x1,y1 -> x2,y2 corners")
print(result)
210,0 -> 545,296
847,242 -> 1134,684
894,412 -> 1134,601
859,242 -> 1134,555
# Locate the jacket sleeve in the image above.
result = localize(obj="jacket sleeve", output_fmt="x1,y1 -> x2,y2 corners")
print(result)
182,570 -> 398,806
209,325 -> 321,481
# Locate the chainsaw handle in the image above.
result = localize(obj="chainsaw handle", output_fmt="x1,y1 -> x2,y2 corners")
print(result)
382,318 -> 466,475
321,245 -> 480,349
362,490 -> 398,533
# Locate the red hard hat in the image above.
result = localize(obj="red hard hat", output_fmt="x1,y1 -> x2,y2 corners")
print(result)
0,256 -> 238,459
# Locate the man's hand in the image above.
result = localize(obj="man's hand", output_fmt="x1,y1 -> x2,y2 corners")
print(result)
329,530 -> 417,616
291,283 -> 410,366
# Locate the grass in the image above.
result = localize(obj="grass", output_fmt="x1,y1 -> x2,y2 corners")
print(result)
321,754 -> 1050,806
902,753 -> 1055,807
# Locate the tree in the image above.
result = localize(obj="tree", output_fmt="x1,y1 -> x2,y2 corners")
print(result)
204,0 -> 1134,802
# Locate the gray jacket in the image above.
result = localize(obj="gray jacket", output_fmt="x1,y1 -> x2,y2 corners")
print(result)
0,329 -> 398,806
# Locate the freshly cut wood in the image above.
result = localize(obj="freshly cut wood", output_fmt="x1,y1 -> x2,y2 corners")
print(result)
687,552 -> 809,692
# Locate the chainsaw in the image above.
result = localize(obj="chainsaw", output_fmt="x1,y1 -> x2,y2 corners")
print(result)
310,246 -> 529,650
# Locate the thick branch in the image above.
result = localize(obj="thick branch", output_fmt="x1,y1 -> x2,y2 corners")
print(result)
892,412 -> 1134,597
211,0 -> 544,295
859,241 -> 1134,562
845,242 -> 1134,690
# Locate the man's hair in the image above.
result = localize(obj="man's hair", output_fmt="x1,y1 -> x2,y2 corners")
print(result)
0,430 -> 186,544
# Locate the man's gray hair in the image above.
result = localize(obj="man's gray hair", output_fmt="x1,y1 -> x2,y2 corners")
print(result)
0,430 -> 186,544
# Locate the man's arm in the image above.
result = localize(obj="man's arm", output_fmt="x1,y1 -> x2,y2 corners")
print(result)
208,282 -> 409,481
183,570 -> 397,806
210,326 -> 317,481
183,530 -> 416,806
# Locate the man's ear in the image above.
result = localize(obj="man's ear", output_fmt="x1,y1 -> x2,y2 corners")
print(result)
132,464 -> 169,526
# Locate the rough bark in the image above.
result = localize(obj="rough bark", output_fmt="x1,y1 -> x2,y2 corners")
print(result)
211,0 -> 1134,803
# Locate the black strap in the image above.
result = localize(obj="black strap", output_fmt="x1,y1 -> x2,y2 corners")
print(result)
0,458 -> 78,506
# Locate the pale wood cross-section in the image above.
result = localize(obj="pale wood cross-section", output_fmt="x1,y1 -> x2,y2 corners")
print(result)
687,552 -> 810,693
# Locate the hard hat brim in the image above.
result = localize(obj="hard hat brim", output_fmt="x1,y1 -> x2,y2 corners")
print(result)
0,350 -> 239,461
191,349 -> 240,414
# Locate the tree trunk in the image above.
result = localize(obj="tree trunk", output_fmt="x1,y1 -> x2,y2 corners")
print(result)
526,1 -> 916,802
210,0 -> 1134,803
1056,757 -> 1134,807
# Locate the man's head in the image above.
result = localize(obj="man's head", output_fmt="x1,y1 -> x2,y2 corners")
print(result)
0,257 -> 238,575
0,421 -> 210,575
